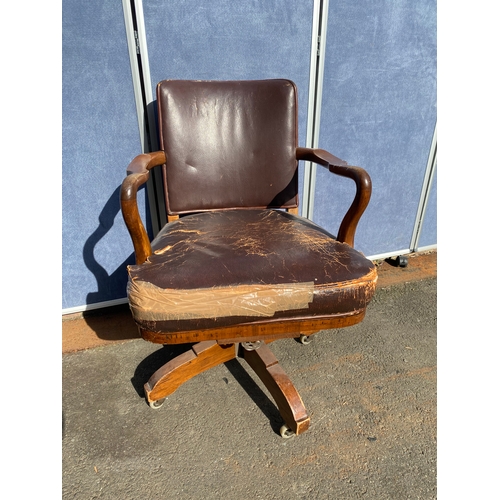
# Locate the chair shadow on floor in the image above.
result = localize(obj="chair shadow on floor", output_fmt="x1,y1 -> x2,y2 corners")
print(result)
130,344 -> 284,435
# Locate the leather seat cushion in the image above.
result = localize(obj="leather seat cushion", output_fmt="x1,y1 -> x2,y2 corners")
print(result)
127,209 -> 377,333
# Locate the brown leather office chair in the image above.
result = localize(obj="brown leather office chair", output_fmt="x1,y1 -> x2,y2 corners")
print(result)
120,79 -> 377,438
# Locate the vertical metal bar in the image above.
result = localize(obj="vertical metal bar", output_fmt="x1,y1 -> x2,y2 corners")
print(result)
122,0 -> 146,151
302,0 -> 321,218
132,0 -> 155,150
122,0 -> 166,235
133,0 -> 167,232
410,123 -> 437,251
302,0 -> 329,220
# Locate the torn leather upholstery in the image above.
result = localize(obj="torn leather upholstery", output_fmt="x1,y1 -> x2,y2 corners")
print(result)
127,209 -> 377,333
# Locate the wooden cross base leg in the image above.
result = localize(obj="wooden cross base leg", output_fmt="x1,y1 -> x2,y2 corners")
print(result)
241,343 -> 310,436
144,340 -> 310,437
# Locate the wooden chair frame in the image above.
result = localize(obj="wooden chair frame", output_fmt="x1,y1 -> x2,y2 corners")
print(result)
121,146 -> 372,437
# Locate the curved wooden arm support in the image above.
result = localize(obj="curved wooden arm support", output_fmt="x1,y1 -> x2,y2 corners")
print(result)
120,151 -> 167,264
296,147 -> 372,247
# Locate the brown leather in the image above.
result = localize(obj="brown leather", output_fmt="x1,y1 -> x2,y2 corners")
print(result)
127,209 -> 377,333
157,79 -> 299,214
121,79 -> 377,435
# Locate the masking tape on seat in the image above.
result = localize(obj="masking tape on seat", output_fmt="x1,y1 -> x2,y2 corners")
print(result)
127,280 -> 315,321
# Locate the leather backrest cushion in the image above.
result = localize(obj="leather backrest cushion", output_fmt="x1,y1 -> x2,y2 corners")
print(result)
157,79 -> 299,214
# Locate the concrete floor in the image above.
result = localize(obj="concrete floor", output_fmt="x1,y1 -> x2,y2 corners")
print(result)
62,256 -> 436,499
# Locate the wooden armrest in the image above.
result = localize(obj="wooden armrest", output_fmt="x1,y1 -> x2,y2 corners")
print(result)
296,147 -> 372,247
120,151 -> 167,264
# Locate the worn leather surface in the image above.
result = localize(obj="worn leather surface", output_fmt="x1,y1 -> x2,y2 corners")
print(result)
127,209 -> 377,332
157,79 -> 299,214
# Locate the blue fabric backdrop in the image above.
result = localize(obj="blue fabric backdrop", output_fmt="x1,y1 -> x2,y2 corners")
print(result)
62,0 -> 436,310
62,0 -> 143,309
313,0 -> 436,257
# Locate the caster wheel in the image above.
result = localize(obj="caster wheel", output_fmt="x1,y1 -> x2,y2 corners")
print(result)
148,398 -> 166,409
299,334 -> 313,345
280,424 -> 295,439
396,255 -> 408,268
241,340 -> 263,351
